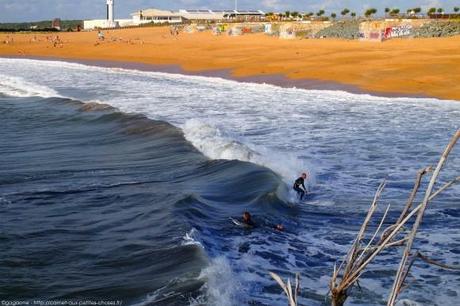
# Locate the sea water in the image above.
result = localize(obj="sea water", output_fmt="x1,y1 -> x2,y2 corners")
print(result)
0,58 -> 459,305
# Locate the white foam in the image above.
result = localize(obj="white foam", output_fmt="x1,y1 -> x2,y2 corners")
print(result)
194,257 -> 241,306
2,58 -> 459,105
396,299 -> 422,306
181,228 -> 204,248
0,74 -> 59,98
183,119 -> 312,183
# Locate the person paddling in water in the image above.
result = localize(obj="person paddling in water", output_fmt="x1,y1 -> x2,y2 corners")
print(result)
242,211 -> 256,228
293,172 -> 308,200
241,212 -> 284,231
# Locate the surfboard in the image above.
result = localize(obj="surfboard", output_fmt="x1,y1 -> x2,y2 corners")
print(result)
230,217 -> 244,227
230,217 -> 255,228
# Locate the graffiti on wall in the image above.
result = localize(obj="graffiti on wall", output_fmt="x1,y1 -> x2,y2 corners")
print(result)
369,32 -> 381,39
384,25 -> 413,39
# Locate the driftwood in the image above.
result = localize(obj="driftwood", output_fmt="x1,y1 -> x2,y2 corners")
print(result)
270,129 -> 459,306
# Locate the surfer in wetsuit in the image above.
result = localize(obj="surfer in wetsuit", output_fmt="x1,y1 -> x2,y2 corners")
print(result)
242,211 -> 255,228
240,212 -> 284,232
293,172 -> 308,200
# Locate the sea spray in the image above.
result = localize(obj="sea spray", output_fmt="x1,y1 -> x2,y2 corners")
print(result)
182,119 -> 313,184
195,257 -> 241,306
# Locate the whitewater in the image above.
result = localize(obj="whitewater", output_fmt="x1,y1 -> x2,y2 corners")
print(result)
0,58 -> 459,306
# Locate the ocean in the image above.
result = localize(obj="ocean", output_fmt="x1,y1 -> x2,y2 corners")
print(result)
0,58 -> 459,306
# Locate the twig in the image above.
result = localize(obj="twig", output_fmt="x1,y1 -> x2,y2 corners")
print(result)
379,167 -> 431,244
396,167 -> 432,224
356,204 -> 391,264
270,272 -> 299,306
344,181 -> 386,276
417,252 -> 460,271
429,176 -> 460,201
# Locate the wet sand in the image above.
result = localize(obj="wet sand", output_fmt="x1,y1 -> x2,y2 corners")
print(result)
1,27 -> 459,101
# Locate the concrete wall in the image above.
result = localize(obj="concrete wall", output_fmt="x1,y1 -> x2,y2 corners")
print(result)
359,19 -> 431,41
84,19 -> 123,30
279,21 -> 332,39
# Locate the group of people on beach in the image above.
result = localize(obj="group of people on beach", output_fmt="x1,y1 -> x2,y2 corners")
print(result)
239,172 -> 309,231
2,35 -> 14,44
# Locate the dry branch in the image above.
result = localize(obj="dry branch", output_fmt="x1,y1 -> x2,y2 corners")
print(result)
270,272 -> 300,306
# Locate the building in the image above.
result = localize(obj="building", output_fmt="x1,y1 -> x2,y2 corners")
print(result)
84,4 -> 265,30
130,9 -> 265,24
51,18 -> 61,30
84,0 -> 122,30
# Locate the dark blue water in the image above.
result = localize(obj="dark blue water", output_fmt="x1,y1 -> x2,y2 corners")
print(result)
0,97 -> 287,305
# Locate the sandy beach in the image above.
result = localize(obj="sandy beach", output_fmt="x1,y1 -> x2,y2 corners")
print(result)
1,26 -> 459,100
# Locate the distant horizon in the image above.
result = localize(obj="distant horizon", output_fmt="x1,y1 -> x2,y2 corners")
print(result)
1,0 -> 459,23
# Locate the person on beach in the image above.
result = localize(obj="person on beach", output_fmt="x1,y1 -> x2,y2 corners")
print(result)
97,30 -> 105,41
293,172 -> 308,200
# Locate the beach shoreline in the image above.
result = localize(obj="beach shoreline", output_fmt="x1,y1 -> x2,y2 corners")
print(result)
2,54 -> 435,100
1,27 -> 459,101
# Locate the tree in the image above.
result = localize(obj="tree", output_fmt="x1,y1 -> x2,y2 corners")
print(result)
285,11 -> 291,19
364,8 -> 377,18
437,8 -> 444,13
291,11 -> 299,19
428,7 -> 436,14
331,13 -> 337,19
390,8 -> 400,16
414,7 -> 422,14
316,9 -> 325,17
351,12 -> 356,18
385,7 -> 390,17
341,8 -> 350,16
455,7 -> 460,13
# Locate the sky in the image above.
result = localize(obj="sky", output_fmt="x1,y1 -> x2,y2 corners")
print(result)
0,0 -> 458,22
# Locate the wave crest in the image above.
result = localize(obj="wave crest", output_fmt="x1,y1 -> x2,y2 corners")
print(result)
182,119 -> 310,183
0,74 -> 59,98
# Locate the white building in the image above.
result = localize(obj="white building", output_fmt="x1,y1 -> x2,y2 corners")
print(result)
84,6 -> 265,30
131,9 -> 265,24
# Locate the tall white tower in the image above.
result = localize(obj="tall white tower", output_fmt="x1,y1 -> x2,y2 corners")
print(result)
106,0 -> 115,27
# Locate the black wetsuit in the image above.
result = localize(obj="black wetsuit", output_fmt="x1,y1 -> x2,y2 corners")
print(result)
242,219 -> 256,228
293,177 -> 307,200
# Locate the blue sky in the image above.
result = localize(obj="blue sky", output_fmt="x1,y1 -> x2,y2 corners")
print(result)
0,0 -> 458,22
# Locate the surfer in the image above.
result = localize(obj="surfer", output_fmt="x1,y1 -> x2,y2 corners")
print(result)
293,172 -> 308,200
240,212 -> 284,232
242,211 -> 256,228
